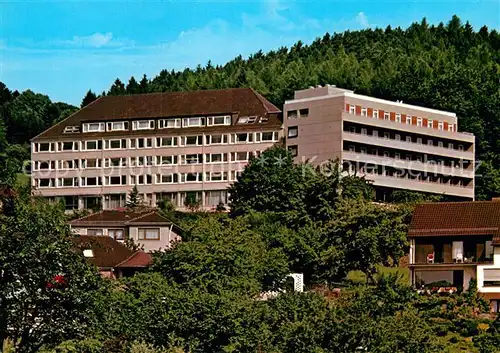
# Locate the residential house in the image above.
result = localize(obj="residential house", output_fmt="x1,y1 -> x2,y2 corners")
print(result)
408,200 -> 500,312
70,209 -> 182,252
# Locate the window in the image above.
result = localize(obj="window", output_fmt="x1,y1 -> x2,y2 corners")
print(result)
82,177 -> 102,186
206,134 -> 228,145
383,151 -> 390,158
138,228 -> 160,240
133,138 -> 153,149
395,134 -> 401,141
205,190 -> 228,207
109,229 -> 124,240
259,132 -> 275,142
132,120 -> 155,130
417,118 -> 423,127
59,141 -> 77,151
83,122 -> 105,133
406,136 -> 412,143
360,147 -> 367,154
361,107 -> 367,116
287,110 -> 298,119
105,139 -> 126,149
84,140 -> 102,151
483,269 -> 500,287
130,175 -> 152,185
373,130 -> 378,137
237,116 -> 257,124
438,122 -> 444,130
299,109 -> 309,118
348,145 -> 355,152
427,140 -> 433,146
59,160 -> 79,169
156,137 -> 178,147
58,178 -> 76,187
448,124 -> 455,132
373,110 -> 379,119
83,159 -> 101,168
158,119 -> 181,129
156,155 -> 177,165
233,133 -> 253,143
417,138 -> 422,144
288,126 -> 298,138
361,128 -> 367,135
395,113 -> 401,123
230,170 -> 243,181
207,116 -> 231,126
288,145 -> 298,157
156,174 -> 178,184
37,178 -> 55,188
428,120 -> 433,128
206,172 -> 228,182
182,117 -> 204,127
37,142 -> 53,152
181,154 -> 203,165
232,152 -> 249,162
105,158 -> 126,168
406,116 -> 412,124
105,176 -> 127,186
384,132 -> 390,139
458,144 -> 464,151
183,135 -> 202,146
63,126 -> 80,133
349,105 -> 355,114
88,229 -> 103,236
448,143 -> 454,149
206,153 -> 227,163
181,173 -> 202,183
106,122 -> 128,131
438,141 -> 444,147
395,152 -> 401,159
134,156 -> 153,166
384,112 -> 390,120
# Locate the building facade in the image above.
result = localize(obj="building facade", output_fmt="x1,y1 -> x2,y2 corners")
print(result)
70,209 -> 183,252
408,201 -> 500,312
31,88 -> 282,210
284,85 -> 475,200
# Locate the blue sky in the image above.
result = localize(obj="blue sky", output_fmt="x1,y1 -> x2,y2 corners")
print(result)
0,0 -> 498,106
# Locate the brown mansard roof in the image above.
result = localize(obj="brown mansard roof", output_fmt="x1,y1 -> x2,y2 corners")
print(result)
33,88 -> 281,140
73,235 -> 152,269
408,201 -> 500,244
70,209 -> 183,234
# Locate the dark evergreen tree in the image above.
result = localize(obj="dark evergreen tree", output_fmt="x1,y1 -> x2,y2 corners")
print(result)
81,90 -> 97,108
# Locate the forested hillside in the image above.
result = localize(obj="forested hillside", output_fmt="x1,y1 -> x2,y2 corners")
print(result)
1,15 -> 499,198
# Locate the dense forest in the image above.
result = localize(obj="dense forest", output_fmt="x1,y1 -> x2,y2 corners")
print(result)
0,15 -> 499,198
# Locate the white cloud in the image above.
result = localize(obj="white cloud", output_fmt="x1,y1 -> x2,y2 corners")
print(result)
57,32 -> 132,48
356,12 -> 369,28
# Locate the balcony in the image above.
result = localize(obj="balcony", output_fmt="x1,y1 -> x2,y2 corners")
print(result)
342,112 -> 475,143
342,131 -> 474,160
342,151 -> 474,179
351,171 -> 474,199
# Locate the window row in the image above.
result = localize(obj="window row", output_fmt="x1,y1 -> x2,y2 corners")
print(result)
286,108 -> 309,119
345,103 -> 457,132
32,152 -> 256,171
33,132 -> 280,152
80,116 -> 232,134
35,172 -> 241,188
344,125 -> 466,151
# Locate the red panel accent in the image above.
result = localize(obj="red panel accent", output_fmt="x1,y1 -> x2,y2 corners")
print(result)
423,118 -> 428,127
367,108 -> 373,117
444,122 -> 449,130
355,105 -> 361,115
390,112 -> 396,121
412,117 -> 417,125
379,110 -> 385,120
401,114 -> 407,124
345,103 -> 350,112
433,120 -> 439,129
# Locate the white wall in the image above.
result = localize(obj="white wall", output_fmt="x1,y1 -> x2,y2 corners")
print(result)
477,248 -> 500,294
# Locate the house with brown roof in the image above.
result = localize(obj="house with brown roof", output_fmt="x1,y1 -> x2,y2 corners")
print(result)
408,200 -> 500,312
70,209 -> 182,252
73,235 -> 152,278
30,88 -> 282,211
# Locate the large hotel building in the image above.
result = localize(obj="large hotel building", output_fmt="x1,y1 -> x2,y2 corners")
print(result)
284,85 -> 475,200
31,86 -> 476,210
31,88 -> 282,210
